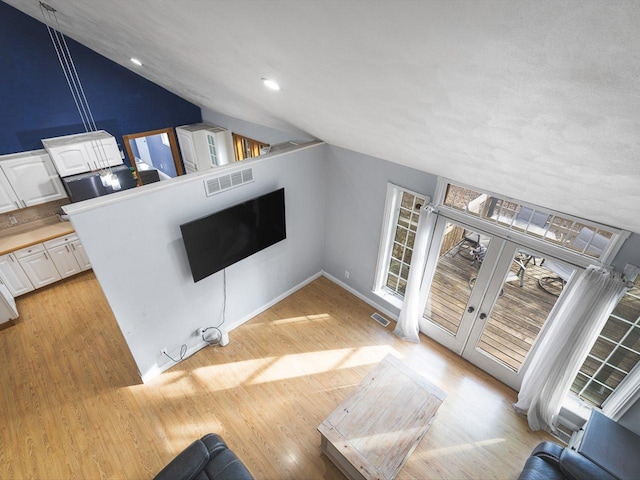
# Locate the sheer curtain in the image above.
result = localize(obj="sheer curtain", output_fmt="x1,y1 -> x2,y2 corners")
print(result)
393,205 -> 437,343
514,265 -> 629,432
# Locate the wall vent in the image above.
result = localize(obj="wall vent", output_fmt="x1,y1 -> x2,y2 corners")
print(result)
371,312 -> 390,327
204,168 -> 254,197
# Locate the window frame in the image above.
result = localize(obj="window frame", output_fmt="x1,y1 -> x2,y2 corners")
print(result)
433,178 -> 630,269
571,279 -> 640,408
372,183 -> 429,308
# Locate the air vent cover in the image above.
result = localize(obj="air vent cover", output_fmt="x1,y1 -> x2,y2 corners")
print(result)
371,312 -> 390,327
204,168 -> 254,196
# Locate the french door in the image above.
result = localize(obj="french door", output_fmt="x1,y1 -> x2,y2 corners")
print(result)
418,217 -> 576,390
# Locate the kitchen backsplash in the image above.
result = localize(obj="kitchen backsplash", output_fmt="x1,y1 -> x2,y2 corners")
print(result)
0,199 -> 70,230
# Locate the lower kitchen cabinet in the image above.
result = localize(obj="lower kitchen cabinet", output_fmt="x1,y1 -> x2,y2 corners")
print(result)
70,240 -> 91,271
0,252 -> 35,296
15,244 -> 61,288
47,243 -> 81,278
44,234 -> 91,278
0,233 -> 92,296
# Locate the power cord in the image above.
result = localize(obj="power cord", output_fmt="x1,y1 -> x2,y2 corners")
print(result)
162,344 -> 187,362
201,268 -> 228,346
201,326 -> 222,345
163,268 -> 229,356
220,267 -> 226,328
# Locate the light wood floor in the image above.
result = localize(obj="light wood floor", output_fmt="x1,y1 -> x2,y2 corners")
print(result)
0,271 -> 553,479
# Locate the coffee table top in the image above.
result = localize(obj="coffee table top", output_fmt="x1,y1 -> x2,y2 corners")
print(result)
318,354 -> 446,480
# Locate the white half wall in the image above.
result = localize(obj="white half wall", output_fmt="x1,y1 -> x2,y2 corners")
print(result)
65,143 -> 326,381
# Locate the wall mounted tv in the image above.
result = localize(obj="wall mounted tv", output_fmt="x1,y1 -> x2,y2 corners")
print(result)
180,188 -> 286,282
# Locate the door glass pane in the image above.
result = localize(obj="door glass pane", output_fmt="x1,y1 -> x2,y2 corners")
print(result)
474,249 -> 574,371
423,222 -> 491,335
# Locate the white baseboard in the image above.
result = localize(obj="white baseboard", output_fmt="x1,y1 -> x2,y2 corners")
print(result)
141,271 -> 324,383
223,271 -> 324,331
320,271 -> 399,321
142,340 -> 210,383
141,271 -> 399,383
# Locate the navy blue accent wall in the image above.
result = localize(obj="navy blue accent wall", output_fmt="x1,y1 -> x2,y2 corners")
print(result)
0,1 -> 201,164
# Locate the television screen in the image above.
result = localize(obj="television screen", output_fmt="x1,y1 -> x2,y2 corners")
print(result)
180,188 -> 286,282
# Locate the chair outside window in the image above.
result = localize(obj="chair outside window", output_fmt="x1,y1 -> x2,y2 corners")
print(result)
456,230 -> 491,261
538,227 -> 608,295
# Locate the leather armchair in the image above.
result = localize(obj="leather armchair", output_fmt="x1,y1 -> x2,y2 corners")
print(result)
154,433 -> 254,480
518,441 -> 618,480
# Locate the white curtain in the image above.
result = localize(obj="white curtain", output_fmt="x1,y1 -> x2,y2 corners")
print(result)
603,361 -> 640,421
514,265 -> 629,432
393,205 -> 437,342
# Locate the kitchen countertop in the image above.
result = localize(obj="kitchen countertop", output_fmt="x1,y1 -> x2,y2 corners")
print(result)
0,217 -> 75,256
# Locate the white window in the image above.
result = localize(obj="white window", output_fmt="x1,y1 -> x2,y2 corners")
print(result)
571,276 -> 640,407
437,180 -> 628,267
373,183 -> 428,307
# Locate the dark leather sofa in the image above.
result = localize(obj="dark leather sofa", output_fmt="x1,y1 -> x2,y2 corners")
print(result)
153,433 -> 254,480
518,441 -> 616,480
518,410 -> 640,480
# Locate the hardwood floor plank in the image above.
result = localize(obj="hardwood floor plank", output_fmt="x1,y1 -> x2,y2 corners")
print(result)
0,271 -> 553,479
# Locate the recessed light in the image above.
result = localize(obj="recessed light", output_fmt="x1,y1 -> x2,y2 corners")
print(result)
130,58 -> 143,66
262,78 -> 280,91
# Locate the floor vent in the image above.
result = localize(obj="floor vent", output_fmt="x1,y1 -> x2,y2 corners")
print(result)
371,312 -> 390,327
204,168 -> 254,197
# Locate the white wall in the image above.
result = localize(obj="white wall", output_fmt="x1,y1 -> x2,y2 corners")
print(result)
322,145 -> 438,316
64,135 -> 640,428
619,400 -> 640,436
65,143 -> 325,381
321,145 -> 640,434
612,231 -> 640,272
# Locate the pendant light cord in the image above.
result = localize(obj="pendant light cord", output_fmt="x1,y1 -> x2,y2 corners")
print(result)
40,2 -> 113,174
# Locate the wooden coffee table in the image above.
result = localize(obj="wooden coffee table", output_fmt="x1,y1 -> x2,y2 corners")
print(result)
318,354 -> 446,480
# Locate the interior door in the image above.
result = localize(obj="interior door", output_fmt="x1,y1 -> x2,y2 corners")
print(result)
419,216 -> 576,390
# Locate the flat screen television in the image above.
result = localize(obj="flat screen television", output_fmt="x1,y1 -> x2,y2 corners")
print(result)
180,188 -> 286,282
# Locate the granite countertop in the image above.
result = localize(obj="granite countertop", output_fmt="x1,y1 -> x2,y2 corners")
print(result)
0,217 -> 75,255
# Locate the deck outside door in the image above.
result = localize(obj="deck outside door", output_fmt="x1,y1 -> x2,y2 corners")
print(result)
419,217 -> 573,390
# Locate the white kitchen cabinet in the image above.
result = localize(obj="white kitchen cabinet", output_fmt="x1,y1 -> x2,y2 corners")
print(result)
44,234 -> 91,278
47,243 -> 81,278
41,130 -> 123,177
0,231 -> 90,296
0,252 -> 35,296
0,170 -> 21,214
14,244 -> 61,288
176,123 -> 234,173
0,150 -> 67,207
70,240 -> 91,271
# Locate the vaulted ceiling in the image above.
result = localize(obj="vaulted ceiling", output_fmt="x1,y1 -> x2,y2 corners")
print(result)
7,0 -> 640,233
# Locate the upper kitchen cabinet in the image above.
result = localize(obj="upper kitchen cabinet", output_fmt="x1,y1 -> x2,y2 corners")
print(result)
0,171 -> 20,214
41,130 -> 124,177
175,123 -> 234,174
0,150 -> 67,213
